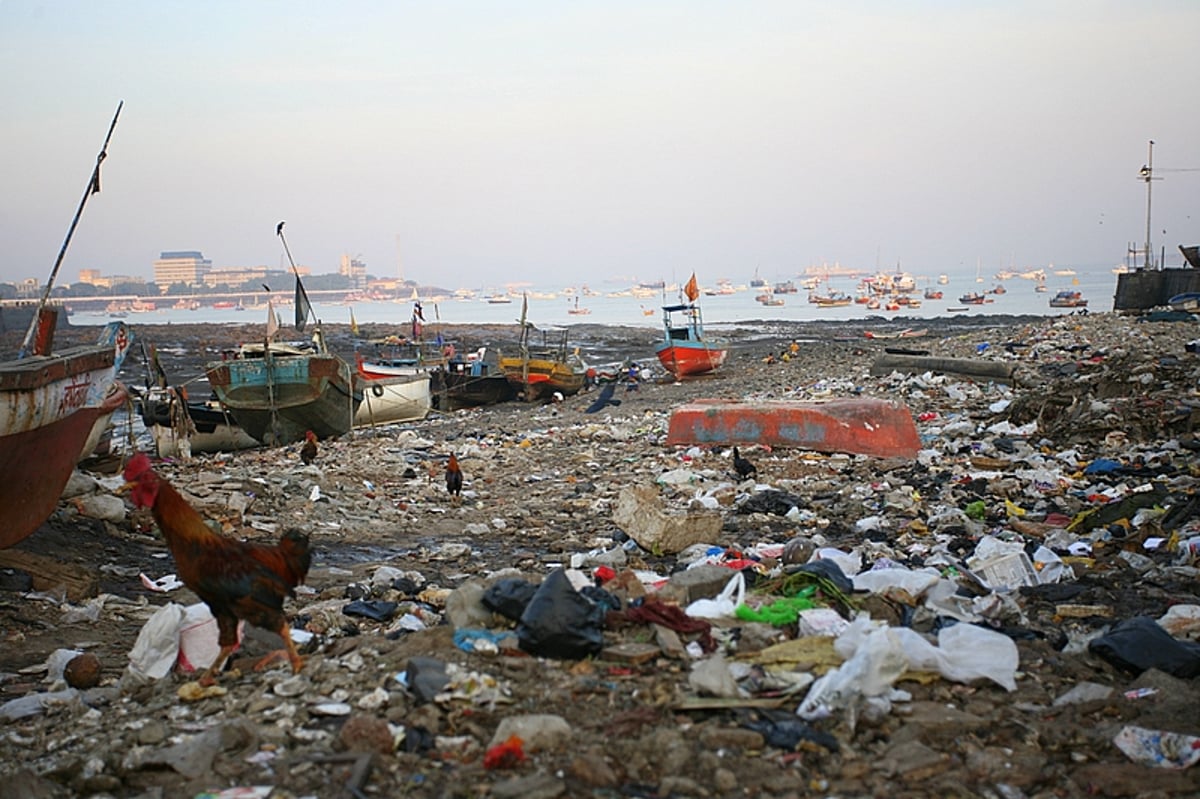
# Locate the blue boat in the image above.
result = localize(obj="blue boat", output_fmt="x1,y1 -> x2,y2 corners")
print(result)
1168,292 -> 1200,312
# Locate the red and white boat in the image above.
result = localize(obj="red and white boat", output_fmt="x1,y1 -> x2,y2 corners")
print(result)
655,274 -> 729,377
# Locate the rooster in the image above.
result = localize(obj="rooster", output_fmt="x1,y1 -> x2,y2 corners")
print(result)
445,453 -> 464,501
732,446 -> 758,481
300,430 -> 318,465
121,453 -> 312,684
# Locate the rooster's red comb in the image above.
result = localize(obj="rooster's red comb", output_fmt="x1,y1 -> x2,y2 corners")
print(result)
123,452 -> 153,481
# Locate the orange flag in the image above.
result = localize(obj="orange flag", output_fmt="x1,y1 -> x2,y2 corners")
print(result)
684,273 -> 700,302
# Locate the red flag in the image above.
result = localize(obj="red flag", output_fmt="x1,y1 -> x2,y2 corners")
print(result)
684,273 -> 699,302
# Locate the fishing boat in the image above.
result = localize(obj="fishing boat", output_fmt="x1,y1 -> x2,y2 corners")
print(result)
0,103 -> 132,549
1048,290 -> 1088,308
655,274 -> 728,378
958,292 -> 988,305
205,226 -> 362,445
431,350 -> 517,410
207,336 -> 361,444
499,294 -> 587,401
136,386 -> 259,457
923,288 -> 944,300
353,370 -> 431,426
567,296 -> 592,315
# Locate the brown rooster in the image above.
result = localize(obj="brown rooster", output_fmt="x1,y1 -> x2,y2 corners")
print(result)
445,453 -> 464,500
121,453 -> 312,684
300,430 -> 318,465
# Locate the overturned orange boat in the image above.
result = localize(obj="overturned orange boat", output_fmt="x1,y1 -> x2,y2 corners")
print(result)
666,398 -> 921,459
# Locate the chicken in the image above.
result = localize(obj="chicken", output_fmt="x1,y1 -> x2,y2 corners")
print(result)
445,453 -> 464,500
732,446 -> 757,481
121,453 -> 312,684
300,430 -> 318,465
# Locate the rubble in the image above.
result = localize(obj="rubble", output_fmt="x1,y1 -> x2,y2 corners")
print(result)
2,312 -> 1200,797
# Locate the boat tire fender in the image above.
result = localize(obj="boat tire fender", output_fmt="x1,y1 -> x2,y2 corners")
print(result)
371,384 -> 384,398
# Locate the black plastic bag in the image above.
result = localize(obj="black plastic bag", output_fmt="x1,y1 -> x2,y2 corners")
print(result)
516,569 -> 606,659
482,578 -> 539,621
737,489 -> 806,517
1089,616 -> 1200,678
342,600 -> 399,622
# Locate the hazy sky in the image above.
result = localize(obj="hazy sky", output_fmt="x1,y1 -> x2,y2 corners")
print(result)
2,1 -> 1197,289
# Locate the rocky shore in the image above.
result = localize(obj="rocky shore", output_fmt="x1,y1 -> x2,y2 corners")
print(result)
3,311 -> 1200,798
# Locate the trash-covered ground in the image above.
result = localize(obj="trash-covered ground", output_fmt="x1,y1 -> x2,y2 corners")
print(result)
3,312 -> 1200,798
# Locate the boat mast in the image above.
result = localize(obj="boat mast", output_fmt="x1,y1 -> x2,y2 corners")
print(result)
19,101 -> 123,358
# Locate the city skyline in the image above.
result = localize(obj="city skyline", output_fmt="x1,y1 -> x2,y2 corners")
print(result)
2,2 -> 1198,290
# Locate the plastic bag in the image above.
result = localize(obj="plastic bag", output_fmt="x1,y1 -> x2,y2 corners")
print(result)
516,569 -> 606,659
1089,616 -> 1200,678
685,571 -> 745,619
482,578 -> 539,621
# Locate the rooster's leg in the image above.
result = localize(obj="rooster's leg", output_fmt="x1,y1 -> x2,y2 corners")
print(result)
198,644 -> 237,686
253,624 -> 305,674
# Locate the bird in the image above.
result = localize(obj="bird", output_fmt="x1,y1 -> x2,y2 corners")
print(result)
732,446 -> 758,481
120,453 -> 312,685
445,453 -> 464,500
300,430 -> 318,465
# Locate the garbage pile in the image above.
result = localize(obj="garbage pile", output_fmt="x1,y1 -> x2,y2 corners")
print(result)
3,312 -> 1200,797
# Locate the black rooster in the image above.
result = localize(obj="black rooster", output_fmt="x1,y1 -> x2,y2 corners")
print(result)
732,446 -> 757,481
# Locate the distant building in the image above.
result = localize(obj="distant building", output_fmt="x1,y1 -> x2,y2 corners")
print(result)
76,269 -> 146,289
15,278 -> 39,298
340,254 -> 367,289
153,251 -> 212,286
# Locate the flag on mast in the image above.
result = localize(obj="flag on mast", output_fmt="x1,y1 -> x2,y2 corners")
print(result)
266,300 -> 280,340
684,273 -> 700,302
294,276 -> 313,331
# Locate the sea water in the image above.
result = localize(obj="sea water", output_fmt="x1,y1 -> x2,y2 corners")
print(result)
68,268 -> 1118,332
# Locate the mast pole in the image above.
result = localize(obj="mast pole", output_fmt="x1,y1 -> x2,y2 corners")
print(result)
19,101 -> 123,358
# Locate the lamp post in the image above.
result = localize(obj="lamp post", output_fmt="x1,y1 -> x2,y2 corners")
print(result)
1138,140 -> 1156,270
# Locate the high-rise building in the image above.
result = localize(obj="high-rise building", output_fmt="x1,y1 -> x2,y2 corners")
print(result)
340,254 -> 367,289
153,251 -> 212,286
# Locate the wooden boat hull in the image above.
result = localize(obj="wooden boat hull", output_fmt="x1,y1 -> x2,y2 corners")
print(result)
138,390 -> 260,457
206,352 -> 360,445
354,373 -> 432,426
498,356 -> 585,401
655,341 -> 728,377
431,368 -> 516,410
0,323 -> 128,548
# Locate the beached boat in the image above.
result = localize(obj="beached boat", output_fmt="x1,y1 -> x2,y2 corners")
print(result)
1049,290 -> 1088,308
206,336 -> 361,444
0,104 -> 131,549
1,316 -> 131,548
206,235 -> 362,444
499,294 -> 587,401
429,348 -> 516,410
136,386 -> 260,457
353,371 -> 431,426
655,274 -> 728,378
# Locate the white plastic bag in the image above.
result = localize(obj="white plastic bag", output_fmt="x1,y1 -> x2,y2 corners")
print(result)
127,602 -> 186,680
685,571 -> 745,619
